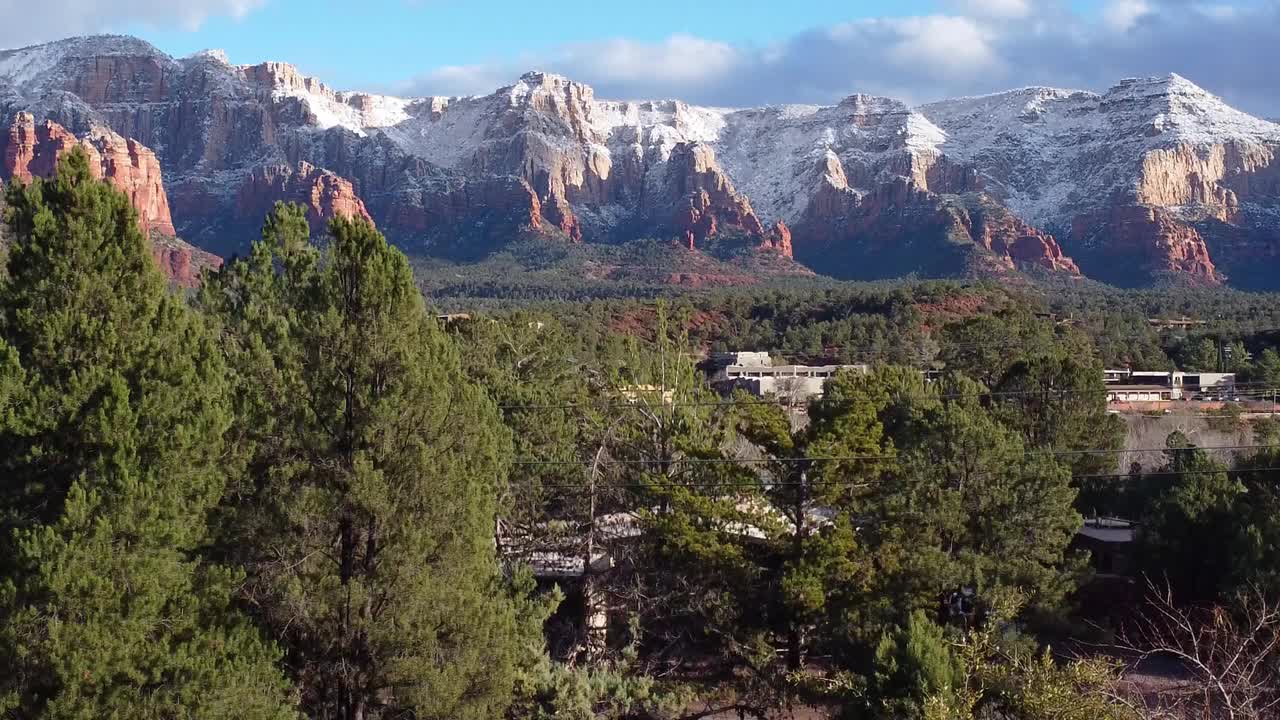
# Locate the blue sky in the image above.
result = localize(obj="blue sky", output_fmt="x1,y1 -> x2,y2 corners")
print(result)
123,0 -> 1111,91
2,0 -> 1277,113
124,0 -> 956,88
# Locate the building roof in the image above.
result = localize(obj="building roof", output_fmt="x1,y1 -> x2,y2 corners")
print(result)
1078,518 -> 1136,543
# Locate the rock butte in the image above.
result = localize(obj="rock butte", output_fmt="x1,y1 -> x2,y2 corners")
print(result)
0,112 -> 220,287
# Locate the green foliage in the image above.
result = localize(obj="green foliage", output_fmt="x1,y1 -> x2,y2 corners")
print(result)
1230,449 -> 1280,595
1178,337 -> 1222,372
0,150 -> 294,719
872,374 -> 1086,623
1136,435 -> 1244,603
922,593 -> 1132,720
451,313 -> 600,542
991,353 -> 1125,476
1251,348 -> 1280,386
201,204 -> 526,720
937,309 -> 1064,388
869,611 -> 964,719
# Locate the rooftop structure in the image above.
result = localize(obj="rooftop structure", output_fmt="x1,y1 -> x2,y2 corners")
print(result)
1103,369 -> 1235,403
710,355 -> 869,402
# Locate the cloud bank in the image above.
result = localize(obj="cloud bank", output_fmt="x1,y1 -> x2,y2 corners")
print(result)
401,0 -> 1280,115
0,0 -> 262,49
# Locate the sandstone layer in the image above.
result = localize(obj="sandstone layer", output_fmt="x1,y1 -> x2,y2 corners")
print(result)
0,112 -> 218,286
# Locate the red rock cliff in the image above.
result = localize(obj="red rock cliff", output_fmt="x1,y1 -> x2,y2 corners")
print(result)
663,143 -> 780,253
794,170 -> 1080,276
1071,205 -> 1221,286
2,112 -> 176,236
236,162 -> 374,235
1,113 -> 217,287
960,203 -> 1080,274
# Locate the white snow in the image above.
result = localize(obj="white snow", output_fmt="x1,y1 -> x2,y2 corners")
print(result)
0,36 -> 174,90
265,78 -> 413,136
7,34 -> 1279,237
919,74 -> 1280,224
0,43 -> 70,88
188,48 -> 230,65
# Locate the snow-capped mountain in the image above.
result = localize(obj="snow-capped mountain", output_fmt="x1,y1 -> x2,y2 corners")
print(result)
3,35 -> 1278,288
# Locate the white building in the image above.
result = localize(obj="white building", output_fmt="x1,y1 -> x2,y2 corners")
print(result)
712,356 -> 869,402
711,351 -> 773,368
1103,369 -> 1236,403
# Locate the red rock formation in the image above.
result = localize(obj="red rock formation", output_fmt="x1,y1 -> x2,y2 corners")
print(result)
85,130 -> 176,236
1071,205 -> 1221,285
1,113 -> 215,286
3,112 -> 81,182
237,162 -> 373,235
150,236 -> 223,288
794,173 -> 1080,276
1,113 -> 176,236
63,52 -> 172,105
539,192 -> 583,241
380,176 -> 543,234
665,143 -> 769,249
962,204 -> 1080,274
760,221 -> 793,256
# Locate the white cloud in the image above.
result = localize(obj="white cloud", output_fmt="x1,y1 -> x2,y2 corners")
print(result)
1192,3 -> 1239,20
408,64 -> 517,98
391,1 -> 1280,116
557,35 -> 739,88
1102,0 -> 1154,30
882,16 -> 999,77
0,0 -> 263,49
946,0 -> 1035,19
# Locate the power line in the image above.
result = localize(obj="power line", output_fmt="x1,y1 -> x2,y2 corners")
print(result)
497,381 -> 1280,413
511,442 -> 1280,469
526,465 -> 1280,492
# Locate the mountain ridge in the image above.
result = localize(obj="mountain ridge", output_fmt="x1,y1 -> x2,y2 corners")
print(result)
2,35 -> 1277,289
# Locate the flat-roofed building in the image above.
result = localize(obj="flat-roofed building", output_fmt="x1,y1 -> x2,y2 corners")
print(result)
1102,369 -> 1236,403
714,361 -> 869,402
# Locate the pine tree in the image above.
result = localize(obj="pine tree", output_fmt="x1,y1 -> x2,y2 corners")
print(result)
991,353 -> 1125,477
873,373 -> 1084,623
601,311 -> 755,658
0,149 -> 295,718
201,203 -> 526,720
1136,435 -> 1244,603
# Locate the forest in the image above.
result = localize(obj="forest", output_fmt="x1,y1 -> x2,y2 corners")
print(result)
2,151 -> 1279,720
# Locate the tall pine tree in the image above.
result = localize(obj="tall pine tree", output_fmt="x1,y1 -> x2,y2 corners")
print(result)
201,204 -> 527,720
0,149 -> 295,719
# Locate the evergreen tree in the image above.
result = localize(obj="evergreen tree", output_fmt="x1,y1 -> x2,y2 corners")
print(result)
1136,434 -> 1244,603
1253,348 -> 1280,387
739,368 -> 895,670
937,310 -> 1062,389
0,150 -> 294,719
869,610 -> 963,719
991,353 -> 1125,477
1178,337 -> 1221,372
631,364 -> 894,711
1229,448 -> 1280,596
602,313 -> 753,666
873,374 -> 1085,623
201,204 -> 526,720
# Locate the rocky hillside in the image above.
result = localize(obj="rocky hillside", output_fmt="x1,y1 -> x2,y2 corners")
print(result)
2,35 -> 1278,288
0,111 -> 221,286
921,77 -> 1280,287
